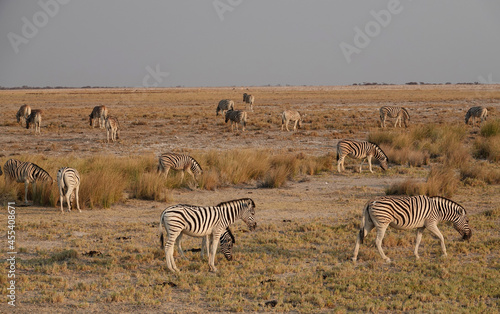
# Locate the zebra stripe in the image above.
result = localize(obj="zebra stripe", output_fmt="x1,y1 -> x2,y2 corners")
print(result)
89,105 -> 108,128
105,116 -> 120,143
281,110 -> 302,131
243,93 -> 254,111
379,106 -> 410,128
216,99 -> 234,116
176,227 -> 235,261
3,159 -> 53,204
337,139 -> 388,173
157,153 -> 202,183
353,195 -> 471,262
16,104 -> 31,125
26,109 -> 42,135
57,167 -> 81,213
159,198 -> 256,272
225,109 -> 247,132
465,106 -> 487,125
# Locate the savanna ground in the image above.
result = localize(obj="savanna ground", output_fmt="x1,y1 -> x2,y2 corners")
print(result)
1,85 -> 500,312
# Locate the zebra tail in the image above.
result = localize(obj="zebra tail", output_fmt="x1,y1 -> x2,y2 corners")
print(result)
159,219 -> 165,250
359,200 -> 371,244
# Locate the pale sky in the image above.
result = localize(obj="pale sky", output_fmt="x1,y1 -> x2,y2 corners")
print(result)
1,0 -> 499,87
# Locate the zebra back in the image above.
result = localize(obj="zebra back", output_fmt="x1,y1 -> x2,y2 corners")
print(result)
337,140 -> 388,162
158,153 -> 202,176
216,99 -> 234,115
225,109 -> 247,123
57,167 -> 81,191
4,159 -> 53,184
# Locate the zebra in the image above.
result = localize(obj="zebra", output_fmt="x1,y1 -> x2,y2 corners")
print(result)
465,106 -> 488,125
337,139 -> 388,173
243,93 -> 254,111
177,227 -> 235,261
225,109 -> 247,132
3,159 -> 53,204
157,153 -> 202,183
89,105 -> 108,128
281,110 -> 302,131
57,167 -> 81,213
16,104 -> 31,126
216,99 -> 234,116
159,198 -> 256,272
379,106 -> 410,128
105,116 -> 120,143
352,195 -> 472,263
26,109 -> 42,135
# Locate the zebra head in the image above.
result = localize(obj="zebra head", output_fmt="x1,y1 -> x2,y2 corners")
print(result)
402,108 -> 410,128
240,198 -> 257,231
224,110 -> 233,123
454,207 -> 472,241
220,228 -> 235,261
380,158 -> 388,171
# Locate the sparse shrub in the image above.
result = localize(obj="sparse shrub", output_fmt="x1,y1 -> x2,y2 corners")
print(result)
386,166 -> 458,197
259,164 -> 289,188
480,119 -> 500,137
130,172 -> 172,202
385,179 -> 424,196
51,249 -> 78,262
459,161 -> 500,185
473,135 -> 500,162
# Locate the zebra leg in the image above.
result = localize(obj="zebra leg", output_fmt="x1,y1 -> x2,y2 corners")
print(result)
375,226 -> 391,263
352,213 -> 375,261
294,120 -> 298,131
367,156 -> 374,173
359,158 -> 366,173
426,224 -> 447,258
64,188 -> 72,212
165,232 -> 181,272
24,180 -> 30,204
175,234 -> 188,260
201,236 -> 208,259
59,187 -> 65,213
414,227 -> 425,259
208,233 -> 219,272
75,185 -> 81,212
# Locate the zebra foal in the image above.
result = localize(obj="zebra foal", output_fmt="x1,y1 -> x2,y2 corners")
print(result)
3,159 -> 53,204
16,104 -> 31,126
337,139 -> 388,173
89,105 -> 108,128
157,153 -> 202,183
159,198 -> 256,272
177,227 -> 235,261
352,195 -> 472,263
243,93 -> 254,111
26,110 -> 42,135
379,106 -> 410,128
281,110 -> 302,131
225,109 -> 247,132
57,167 -> 81,213
105,116 -> 120,143
465,106 -> 487,125
216,99 -> 234,116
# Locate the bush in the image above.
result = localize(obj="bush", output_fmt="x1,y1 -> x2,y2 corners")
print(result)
386,166 -> 459,197
480,119 -> 500,137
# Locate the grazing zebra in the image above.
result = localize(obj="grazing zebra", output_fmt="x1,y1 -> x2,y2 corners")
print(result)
225,109 -> 247,132
16,104 -> 31,126
157,153 -> 202,183
105,116 -> 120,143
243,93 -> 255,111
465,106 -> 488,125
3,159 -> 53,204
281,110 -> 302,131
89,105 -> 108,128
352,195 -> 472,263
379,106 -> 410,128
337,139 -> 388,173
216,99 -> 234,116
159,198 -> 256,272
26,109 -> 42,135
177,227 -> 235,261
57,167 -> 81,213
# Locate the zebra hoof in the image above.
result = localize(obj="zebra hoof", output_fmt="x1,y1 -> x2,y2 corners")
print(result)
351,257 -> 357,262
384,258 -> 391,263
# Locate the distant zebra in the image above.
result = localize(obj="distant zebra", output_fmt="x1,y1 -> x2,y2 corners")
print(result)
16,104 -> 31,126
379,106 -> 410,128
159,198 -> 256,272
352,195 -> 472,263
26,109 -> 42,135
3,159 -> 53,204
225,109 -> 247,132
89,105 -> 108,128
105,116 -> 120,143
465,106 -> 488,125
281,110 -> 302,131
216,99 -> 234,116
57,167 -> 81,213
177,227 -> 235,261
243,93 -> 254,111
157,153 -> 202,183
337,139 -> 388,173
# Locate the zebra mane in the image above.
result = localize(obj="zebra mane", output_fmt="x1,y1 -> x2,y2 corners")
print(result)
216,198 -> 255,208
429,196 -> 466,214
368,141 -> 389,161
402,108 -> 410,119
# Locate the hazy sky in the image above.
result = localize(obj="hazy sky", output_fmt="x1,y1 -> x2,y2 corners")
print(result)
1,1 -> 499,87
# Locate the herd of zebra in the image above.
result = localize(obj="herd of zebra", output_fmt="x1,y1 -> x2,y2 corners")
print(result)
7,99 -> 484,272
